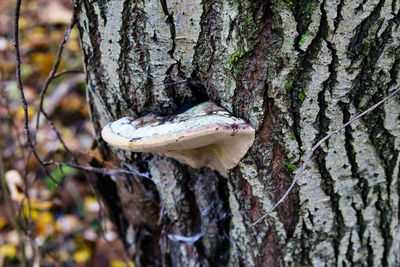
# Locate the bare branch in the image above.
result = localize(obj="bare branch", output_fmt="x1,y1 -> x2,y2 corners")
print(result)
35,2 -> 80,139
53,69 -> 84,79
13,0 -> 58,185
42,160 -> 151,178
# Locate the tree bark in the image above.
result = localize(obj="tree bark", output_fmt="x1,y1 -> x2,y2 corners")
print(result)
77,0 -> 400,266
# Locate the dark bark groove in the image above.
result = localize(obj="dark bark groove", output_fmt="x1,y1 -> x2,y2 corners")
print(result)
77,0 -> 400,265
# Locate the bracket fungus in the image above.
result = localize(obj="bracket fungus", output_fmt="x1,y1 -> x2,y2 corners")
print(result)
101,101 -> 255,177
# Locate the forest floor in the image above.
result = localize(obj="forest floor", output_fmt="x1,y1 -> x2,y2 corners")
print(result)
0,0 -> 133,266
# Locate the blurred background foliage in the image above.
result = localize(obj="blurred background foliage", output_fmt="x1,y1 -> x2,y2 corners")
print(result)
0,0 -> 133,266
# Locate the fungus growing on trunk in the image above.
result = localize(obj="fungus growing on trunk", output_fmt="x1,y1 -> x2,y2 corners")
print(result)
101,101 -> 255,177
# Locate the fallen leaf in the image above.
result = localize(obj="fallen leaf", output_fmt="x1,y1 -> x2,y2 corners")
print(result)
73,248 -> 91,263
30,53 -> 57,76
5,170 -> 24,202
39,2 -> 72,25
56,215 -> 80,234
0,244 -> 16,258
111,259 -> 135,267
36,211 -> 55,236
0,217 -> 7,230
84,196 -> 100,214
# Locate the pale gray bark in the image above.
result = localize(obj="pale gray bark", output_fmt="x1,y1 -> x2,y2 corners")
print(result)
77,0 -> 400,266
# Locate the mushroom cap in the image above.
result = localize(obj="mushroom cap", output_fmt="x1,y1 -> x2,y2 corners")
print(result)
101,101 -> 255,177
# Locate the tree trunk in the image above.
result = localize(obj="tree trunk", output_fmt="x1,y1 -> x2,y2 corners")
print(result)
77,0 -> 400,265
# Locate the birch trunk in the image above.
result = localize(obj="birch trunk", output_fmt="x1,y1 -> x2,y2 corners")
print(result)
77,0 -> 400,265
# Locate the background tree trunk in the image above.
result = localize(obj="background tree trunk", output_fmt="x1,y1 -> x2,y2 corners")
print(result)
77,0 -> 400,265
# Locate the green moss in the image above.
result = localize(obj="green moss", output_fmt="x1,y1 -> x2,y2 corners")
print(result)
303,2 -> 316,13
292,87 -> 305,102
227,48 -> 244,71
268,70 -> 275,77
302,2 -> 317,20
345,50 -> 354,56
298,92 -> 305,101
283,0 -> 295,10
285,162 -> 296,172
274,136 -> 284,146
246,13 -> 254,24
285,81 -> 293,90
290,135 -> 296,140
238,10 -> 257,39
298,30 -> 311,46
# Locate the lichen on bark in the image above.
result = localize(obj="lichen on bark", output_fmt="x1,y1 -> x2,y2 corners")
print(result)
77,0 -> 400,265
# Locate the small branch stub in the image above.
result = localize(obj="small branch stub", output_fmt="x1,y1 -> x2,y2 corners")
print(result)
101,101 -> 255,177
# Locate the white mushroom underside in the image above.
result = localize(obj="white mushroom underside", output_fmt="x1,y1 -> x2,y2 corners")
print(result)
101,101 -> 255,177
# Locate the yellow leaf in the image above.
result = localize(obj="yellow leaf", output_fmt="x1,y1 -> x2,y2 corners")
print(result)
73,248 -> 91,263
30,53 -> 57,76
21,198 -> 52,221
66,29 -> 81,52
0,244 -> 17,257
84,196 -> 100,213
29,199 -> 53,210
36,211 -> 54,236
0,217 -> 7,230
15,106 -> 34,121
18,18 -> 28,29
23,204 -> 38,221
111,259 -> 135,267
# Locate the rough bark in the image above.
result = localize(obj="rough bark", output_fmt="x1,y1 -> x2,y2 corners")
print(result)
77,0 -> 400,266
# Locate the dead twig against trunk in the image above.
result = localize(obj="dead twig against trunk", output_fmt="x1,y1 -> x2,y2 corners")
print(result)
42,160 -> 150,179
252,86 -> 400,226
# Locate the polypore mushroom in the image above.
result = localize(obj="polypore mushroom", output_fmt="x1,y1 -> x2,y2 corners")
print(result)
101,101 -> 255,177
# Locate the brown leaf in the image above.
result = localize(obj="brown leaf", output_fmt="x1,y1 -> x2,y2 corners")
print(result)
39,2 -> 72,25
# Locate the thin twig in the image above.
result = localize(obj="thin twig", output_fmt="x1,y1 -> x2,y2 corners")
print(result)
12,2 -> 133,265
32,1 -> 82,179
53,69 -> 84,79
42,160 -> 151,178
35,2 -> 79,139
13,0 -> 58,185
42,111 -> 75,156
1,81 -> 34,231
251,87 -> 400,226
21,151 -> 33,232
30,75 -> 84,130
